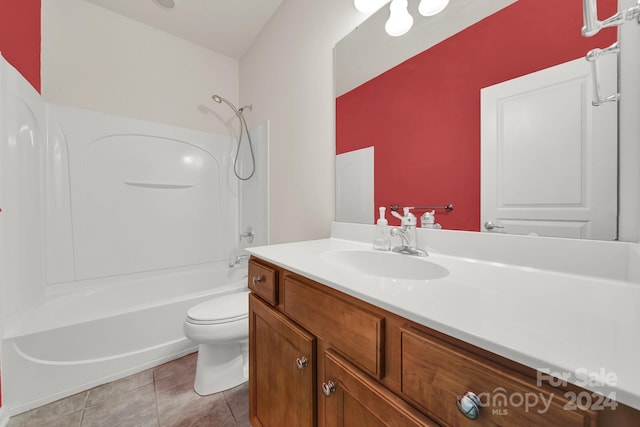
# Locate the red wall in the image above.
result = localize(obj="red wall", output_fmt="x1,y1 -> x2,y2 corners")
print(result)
0,0 -> 41,409
336,0 -> 617,230
0,0 -> 41,92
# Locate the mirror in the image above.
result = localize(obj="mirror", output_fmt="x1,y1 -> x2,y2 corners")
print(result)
334,0 -> 621,240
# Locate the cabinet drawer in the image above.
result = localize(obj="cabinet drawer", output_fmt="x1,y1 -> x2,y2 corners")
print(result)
248,259 -> 278,305
283,275 -> 385,379
400,327 -> 595,427
323,350 -> 437,427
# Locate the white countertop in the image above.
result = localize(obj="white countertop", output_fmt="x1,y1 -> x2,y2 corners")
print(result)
247,233 -> 640,411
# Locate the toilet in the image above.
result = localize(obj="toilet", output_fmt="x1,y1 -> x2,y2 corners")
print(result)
183,290 -> 250,395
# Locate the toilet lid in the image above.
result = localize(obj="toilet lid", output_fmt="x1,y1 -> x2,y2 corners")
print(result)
187,291 -> 249,325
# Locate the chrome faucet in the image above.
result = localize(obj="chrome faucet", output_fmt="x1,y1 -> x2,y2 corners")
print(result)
390,207 -> 428,257
229,254 -> 250,267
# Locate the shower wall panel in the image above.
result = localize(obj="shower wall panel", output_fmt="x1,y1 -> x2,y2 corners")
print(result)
239,121 -> 269,248
0,55 -> 46,330
47,105 -> 237,282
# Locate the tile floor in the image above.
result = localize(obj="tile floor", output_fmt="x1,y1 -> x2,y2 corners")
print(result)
7,352 -> 249,427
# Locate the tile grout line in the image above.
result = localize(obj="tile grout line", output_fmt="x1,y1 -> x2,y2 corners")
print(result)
153,368 -> 161,427
80,391 -> 90,426
224,395 -> 237,424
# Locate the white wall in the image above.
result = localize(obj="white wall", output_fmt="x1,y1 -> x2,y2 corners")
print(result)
240,0 -> 369,244
41,0 -> 239,136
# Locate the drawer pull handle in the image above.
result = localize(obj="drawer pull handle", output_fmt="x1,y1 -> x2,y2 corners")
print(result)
295,357 -> 308,370
322,380 -> 336,397
252,276 -> 264,285
456,391 -> 481,420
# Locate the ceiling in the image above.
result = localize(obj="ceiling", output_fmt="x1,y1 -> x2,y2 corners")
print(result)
82,0 -> 284,59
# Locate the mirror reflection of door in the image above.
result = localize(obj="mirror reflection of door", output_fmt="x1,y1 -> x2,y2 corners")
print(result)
481,57 -> 618,240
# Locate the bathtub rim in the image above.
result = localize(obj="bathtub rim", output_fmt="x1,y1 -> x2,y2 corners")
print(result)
9,281 -> 248,364
4,261 -> 248,339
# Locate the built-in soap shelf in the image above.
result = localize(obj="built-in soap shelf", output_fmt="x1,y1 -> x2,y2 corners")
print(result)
124,181 -> 194,189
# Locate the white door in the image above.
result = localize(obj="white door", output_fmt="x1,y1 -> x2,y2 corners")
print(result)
481,57 -> 617,240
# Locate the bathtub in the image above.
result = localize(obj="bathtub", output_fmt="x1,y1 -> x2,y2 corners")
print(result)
0,263 -> 248,414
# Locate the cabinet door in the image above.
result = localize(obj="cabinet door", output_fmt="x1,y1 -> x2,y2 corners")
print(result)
322,350 -> 437,427
249,294 -> 316,427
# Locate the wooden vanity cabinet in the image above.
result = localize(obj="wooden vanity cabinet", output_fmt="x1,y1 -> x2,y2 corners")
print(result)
248,256 -> 635,427
249,257 -> 431,426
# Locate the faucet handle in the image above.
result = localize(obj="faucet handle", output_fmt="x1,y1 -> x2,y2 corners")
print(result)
390,207 -> 417,226
402,207 -> 417,226
390,209 -> 405,221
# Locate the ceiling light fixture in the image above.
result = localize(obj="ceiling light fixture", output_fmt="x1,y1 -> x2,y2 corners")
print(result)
354,0 -> 449,37
385,0 -> 413,37
152,0 -> 175,9
418,0 -> 449,17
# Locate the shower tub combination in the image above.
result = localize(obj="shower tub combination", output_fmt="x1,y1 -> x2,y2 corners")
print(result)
2,265 -> 248,413
0,56 -> 267,414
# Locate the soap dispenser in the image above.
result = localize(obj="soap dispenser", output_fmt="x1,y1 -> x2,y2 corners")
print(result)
373,207 -> 390,250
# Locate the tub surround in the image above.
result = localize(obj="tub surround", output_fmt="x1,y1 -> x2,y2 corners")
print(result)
246,222 -> 640,411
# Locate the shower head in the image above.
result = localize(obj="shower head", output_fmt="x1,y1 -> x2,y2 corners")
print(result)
211,93 -> 256,181
211,94 -> 240,115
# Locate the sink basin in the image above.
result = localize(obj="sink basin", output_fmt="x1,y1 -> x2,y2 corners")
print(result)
320,250 -> 449,280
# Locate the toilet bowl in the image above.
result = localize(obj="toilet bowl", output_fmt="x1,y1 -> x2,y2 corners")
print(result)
183,290 -> 250,395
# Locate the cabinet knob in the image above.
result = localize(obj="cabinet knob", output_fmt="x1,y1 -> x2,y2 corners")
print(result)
252,276 -> 264,285
322,381 -> 336,397
456,391 -> 481,419
295,356 -> 308,370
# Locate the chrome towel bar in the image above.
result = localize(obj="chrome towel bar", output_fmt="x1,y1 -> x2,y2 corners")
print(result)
390,203 -> 454,212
